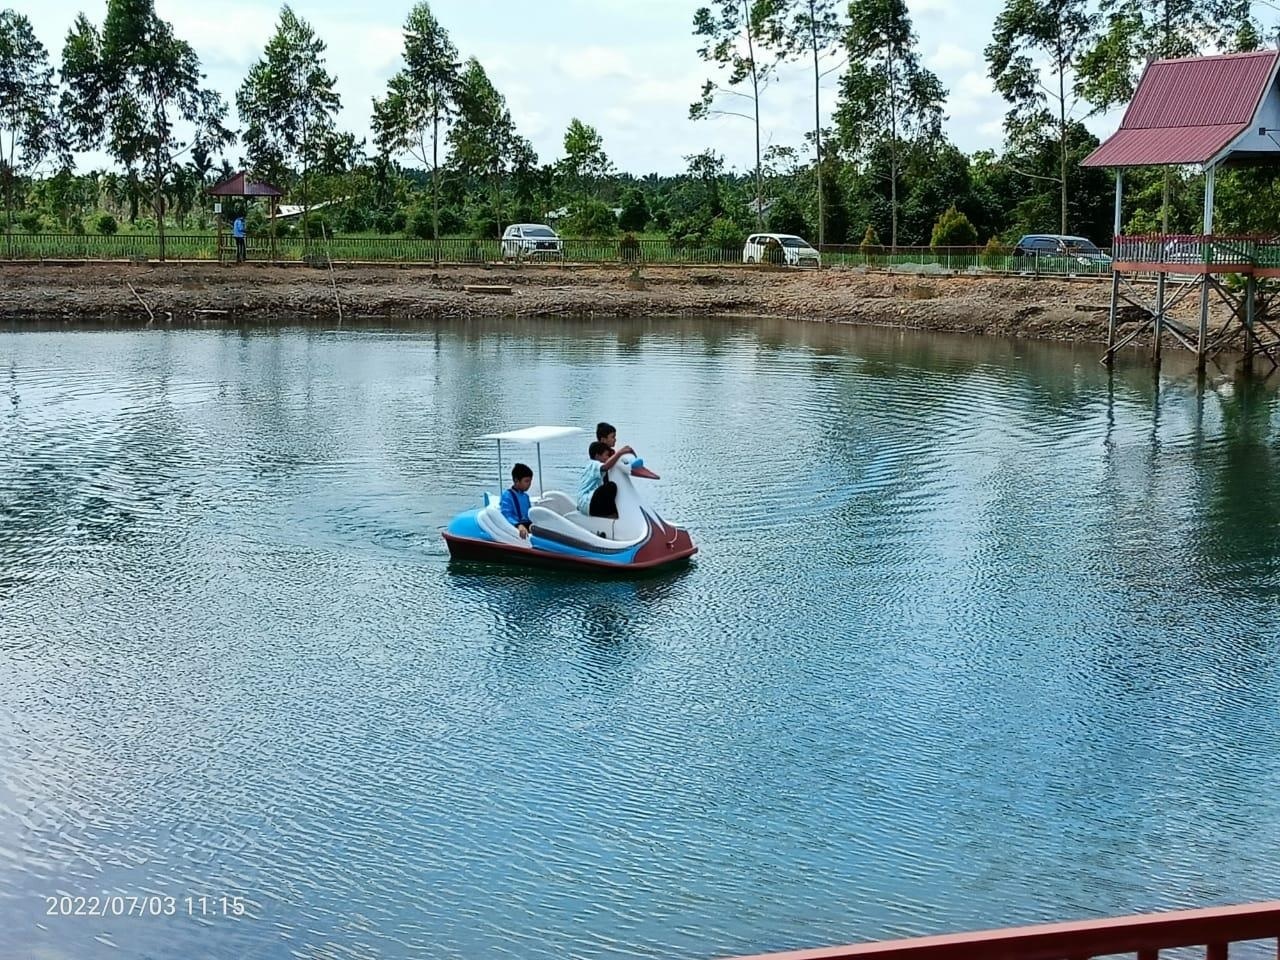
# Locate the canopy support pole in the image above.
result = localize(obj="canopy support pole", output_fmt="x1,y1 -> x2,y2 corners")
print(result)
1105,170 -> 1123,365
536,442 -> 544,498
496,439 -> 503,494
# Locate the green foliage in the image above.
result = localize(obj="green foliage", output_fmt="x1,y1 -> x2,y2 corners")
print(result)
859,224 -> 883,254
766,194 -> 811,238
618,188 -> 650,232
95,212 -> 117,234
835,0 -> 946,247
691,0 -> 782,224
0,10 -> 62,224
59,0 -> 230,252
930,204 -> 977,248
372,2 -> 459,244
559,118 -> 612,202
563,199 -> 617,238
236,5 -> 340,225
18,210 -> 39,232
707,216 -> 743,251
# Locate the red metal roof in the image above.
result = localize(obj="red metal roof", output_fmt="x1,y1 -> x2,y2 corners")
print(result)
1084,50 -> 1280,167
207,171 -> 284,198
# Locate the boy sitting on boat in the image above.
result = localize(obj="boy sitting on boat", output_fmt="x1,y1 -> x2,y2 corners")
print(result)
578,442 -> 634,519
500,463 -> 534,538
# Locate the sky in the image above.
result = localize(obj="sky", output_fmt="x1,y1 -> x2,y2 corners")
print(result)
23,0 -> 1129,176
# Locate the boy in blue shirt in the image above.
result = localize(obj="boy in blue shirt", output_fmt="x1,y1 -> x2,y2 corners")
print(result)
500,463 -> 534,538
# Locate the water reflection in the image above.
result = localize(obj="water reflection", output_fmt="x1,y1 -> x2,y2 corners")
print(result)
1,319 -> 1279,960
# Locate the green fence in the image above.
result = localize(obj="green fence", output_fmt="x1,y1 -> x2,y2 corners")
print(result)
0,233 -> 1114,276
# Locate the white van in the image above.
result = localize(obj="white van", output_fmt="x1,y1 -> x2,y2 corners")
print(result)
501,224 -> 564,261
742,233 -> 821,267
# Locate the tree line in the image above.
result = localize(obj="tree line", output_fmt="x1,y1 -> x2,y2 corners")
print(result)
0,0 -> 1275,256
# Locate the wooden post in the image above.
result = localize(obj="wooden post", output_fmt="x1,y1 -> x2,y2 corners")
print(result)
1154,271 -> 1166,368
1105,170 -> 1123,364
1245,273 -> 1256,372
1197,164 -> 1216,374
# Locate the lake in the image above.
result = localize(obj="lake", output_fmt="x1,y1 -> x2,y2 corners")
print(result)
2,317 -> 1279,960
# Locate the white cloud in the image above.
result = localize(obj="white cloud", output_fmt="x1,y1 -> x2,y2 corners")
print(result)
928,43 -> 978,72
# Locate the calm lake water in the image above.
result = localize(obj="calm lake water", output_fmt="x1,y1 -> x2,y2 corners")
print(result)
2,318 -> 1279,960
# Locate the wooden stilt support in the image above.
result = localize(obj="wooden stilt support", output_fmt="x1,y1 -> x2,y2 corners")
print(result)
1198,165 -> 1217,375
1206,941 -> 1228,960
1106,270 -> 1121,364
1153,271 -> 1166,368
1245,274 -> 1256,373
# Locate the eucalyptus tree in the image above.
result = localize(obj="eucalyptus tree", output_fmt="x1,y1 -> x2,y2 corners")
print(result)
0,9 -> 61,227
763,0 -> 842,246
372,2 -> 458,256
448,57 -> 523,237
558,118 -> 613,203
691,0 -> 781,228
986,0 -> 1095,235
1079,0 -> 1256,111
834,0 -> 945,250
237,5 -> 340,236
60,0 -> 230,258
1077,0 -> 1254,232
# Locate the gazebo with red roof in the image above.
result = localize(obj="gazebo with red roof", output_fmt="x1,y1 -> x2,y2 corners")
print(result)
1084,49 -> 1280,372
207,171 -> 286,263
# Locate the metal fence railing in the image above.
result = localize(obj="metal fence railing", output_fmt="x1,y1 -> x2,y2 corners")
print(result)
0,232 -> 1114,277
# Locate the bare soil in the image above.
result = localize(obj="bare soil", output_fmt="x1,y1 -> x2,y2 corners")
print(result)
0,261 -> 1229,348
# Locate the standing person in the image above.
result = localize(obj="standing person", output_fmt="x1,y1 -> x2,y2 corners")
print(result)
500,463 -> 534,539
578,441 -> 634,520
232,212 -> 247,263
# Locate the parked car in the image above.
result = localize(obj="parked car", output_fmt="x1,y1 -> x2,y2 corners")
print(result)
1013,234 -> 1112,270
742,233 -> 821,268
501,224 -> 564,261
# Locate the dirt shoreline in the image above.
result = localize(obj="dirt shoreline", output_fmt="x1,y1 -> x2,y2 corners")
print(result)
0,261 -> 1224,347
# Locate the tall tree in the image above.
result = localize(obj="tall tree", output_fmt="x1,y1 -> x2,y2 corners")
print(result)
766,0 -> 842,247
60,0 -> 229,259
372,2 -> 458,258
0,10 -> 61,227
558,118 -> 613,203
692,0 -> 779,228
986,0 -> 1095,236
1078,0 -> 1254,233
834,0 -> 945,250
237,5 -> 340,238
448,57 -> 522,238
1079,0 -> 1255,111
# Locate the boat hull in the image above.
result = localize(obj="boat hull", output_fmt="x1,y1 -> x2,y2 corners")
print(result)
442,510 -> 697,573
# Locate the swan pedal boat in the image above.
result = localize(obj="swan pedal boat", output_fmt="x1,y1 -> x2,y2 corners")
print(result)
442,426 -> 697,573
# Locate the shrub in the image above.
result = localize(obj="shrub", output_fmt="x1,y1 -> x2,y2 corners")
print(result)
981,236 -> 1011,267
707,217 -> 744,255
19,212 -> 41,233
619,232 -> 641,262
564,200 -> 618,238
930,204 -> 978,249
618,189 -> 650,232
71,218 -> 86,235
859,224 -> 883,255
95,214 -> 118,235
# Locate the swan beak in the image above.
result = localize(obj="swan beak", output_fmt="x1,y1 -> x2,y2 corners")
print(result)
630,465 -> 660,480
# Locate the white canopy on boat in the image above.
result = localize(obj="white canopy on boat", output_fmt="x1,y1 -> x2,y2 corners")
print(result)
478,426 -> 583,444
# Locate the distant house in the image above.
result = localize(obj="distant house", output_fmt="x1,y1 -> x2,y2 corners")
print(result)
273,198 -> 347,220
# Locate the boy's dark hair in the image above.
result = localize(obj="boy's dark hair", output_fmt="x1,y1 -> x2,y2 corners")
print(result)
588,441 -> 610,459
596,421 -> 616,440
511,463 -> 533,482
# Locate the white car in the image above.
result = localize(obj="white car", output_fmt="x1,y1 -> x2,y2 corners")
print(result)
501,224 -> 564,261
742,233 -> 821,267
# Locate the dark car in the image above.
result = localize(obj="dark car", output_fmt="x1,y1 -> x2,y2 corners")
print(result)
1013,234 -> 1112,271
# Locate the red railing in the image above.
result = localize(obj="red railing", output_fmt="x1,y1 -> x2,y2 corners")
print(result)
724,901 -> 1280,960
